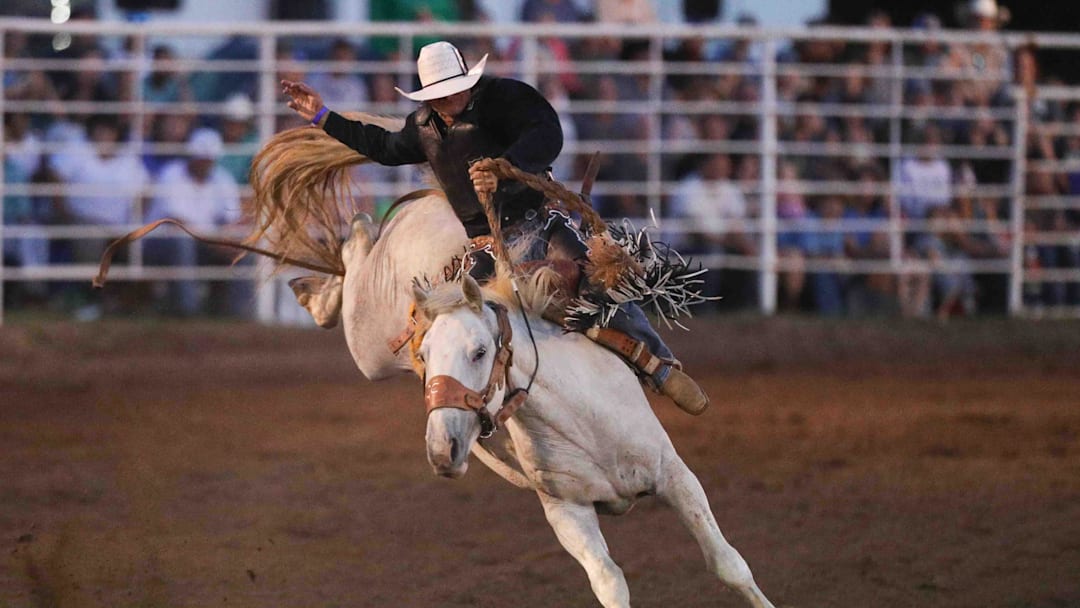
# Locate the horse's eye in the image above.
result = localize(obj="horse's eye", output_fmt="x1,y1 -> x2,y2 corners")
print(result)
472,347 -> 487,362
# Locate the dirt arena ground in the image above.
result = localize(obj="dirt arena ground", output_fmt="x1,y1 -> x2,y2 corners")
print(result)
1,316 -> 1078,608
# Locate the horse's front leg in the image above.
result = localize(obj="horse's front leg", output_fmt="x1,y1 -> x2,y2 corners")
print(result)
537,492 -> 630,608
657,455 -> 776,608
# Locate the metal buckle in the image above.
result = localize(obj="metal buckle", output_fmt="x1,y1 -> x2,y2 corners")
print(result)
478,409 -> 496,439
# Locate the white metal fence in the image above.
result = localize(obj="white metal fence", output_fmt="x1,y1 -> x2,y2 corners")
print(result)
2,18 -> 1080,323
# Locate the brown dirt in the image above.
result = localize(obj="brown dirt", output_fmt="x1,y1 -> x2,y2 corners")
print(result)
1,317 -> 1078,608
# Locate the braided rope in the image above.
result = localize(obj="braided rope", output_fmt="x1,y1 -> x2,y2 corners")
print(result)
470,157 -> 607,236
471,162 -> 514,277
470,157 -> 643,290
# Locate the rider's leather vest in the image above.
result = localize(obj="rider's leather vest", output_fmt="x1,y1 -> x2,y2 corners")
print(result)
414,77 -> 545,238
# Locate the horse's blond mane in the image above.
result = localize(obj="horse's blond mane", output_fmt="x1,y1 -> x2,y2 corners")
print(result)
418,267 -> 564,322
244,112 -> 416,275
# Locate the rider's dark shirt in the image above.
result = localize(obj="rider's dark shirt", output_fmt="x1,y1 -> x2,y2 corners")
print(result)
321,76 -> 563,238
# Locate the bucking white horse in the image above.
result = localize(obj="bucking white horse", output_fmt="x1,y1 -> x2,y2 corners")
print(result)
410,274 -> 774,608
239,116 -> 775,606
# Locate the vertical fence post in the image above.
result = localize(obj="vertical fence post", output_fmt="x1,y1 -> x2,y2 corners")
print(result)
1008,85 -> 1029,316
130,31 -> 146,270
758,36 -> 778,315
887,32 -> 904,276
646,32 -> 664,222
520,33 -> 538,87
254,32 -> 277,322
0,28 -> 6,326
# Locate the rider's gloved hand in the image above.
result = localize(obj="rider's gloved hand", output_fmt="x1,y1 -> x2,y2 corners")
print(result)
468,164 -> 498,200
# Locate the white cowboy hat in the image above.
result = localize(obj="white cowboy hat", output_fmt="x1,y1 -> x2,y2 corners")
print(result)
965,0 -> 1011,24
394,41 -> 488,102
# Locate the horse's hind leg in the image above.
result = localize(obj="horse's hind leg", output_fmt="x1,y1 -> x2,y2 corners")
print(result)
657,456 -> 775,608
537,493 -> 630,608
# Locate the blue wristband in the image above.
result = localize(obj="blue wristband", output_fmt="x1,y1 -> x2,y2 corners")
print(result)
311,106 -> 329,126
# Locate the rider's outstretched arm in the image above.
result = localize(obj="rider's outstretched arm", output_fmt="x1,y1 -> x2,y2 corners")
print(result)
321,111 -> 427,167
281,78 -> 425,167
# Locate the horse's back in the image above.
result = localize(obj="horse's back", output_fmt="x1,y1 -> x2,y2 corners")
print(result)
340,193 -> 467,380
376,194 -> 468,279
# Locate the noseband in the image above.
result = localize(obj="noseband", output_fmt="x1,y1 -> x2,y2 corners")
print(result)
423,302 -> 528,438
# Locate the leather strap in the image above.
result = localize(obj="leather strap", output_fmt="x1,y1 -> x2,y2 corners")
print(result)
94,217 -> 343,289
425,375 -> 487,414
387,326 -> 415,355
495,389 -> 528,425
586,326 -> 663,376
420,302 -> 528,434
388,303 -> 431,355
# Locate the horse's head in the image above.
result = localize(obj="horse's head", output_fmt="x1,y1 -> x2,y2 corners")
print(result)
413,274 -> 510,478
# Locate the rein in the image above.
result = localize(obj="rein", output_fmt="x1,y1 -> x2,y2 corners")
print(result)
94,188 -> 453,289
422,302 -> 528,438
92,218 -> 344,289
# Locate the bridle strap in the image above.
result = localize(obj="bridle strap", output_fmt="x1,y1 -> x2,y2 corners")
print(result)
422,302 -> 528,435
425,375 -> 487,414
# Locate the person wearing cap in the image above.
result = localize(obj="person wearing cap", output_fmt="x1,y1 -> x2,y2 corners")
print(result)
965,0 -> 1010,31
146,127 -> 244,316
950,0 -> 1011,105
219,92 -> 257,185
282,40 -> 709,415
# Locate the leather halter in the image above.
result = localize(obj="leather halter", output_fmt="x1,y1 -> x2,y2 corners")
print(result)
423,302 -> 528,438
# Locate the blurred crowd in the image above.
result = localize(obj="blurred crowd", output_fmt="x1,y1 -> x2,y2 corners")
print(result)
3,0 -> 1080,319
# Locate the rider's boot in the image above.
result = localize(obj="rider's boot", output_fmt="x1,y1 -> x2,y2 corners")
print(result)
585,325 -> 709,416
657,364 -> 709,416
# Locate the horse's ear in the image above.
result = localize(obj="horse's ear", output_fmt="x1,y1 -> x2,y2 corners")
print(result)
462,274 -> 483,313
289,275 -> 344,328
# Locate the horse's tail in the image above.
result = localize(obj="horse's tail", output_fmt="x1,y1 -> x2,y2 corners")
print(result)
245,113 -> 407,276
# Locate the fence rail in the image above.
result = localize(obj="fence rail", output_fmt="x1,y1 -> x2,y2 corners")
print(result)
3,18 -> 1080,323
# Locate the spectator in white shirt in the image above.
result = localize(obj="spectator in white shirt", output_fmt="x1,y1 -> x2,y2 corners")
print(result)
667,153 -> 759,307
897,126 -> 951,317
57,114 -> 149,262
667,153 -> 757,256
147,128 -> 240,227
145,128 -> 245,316
898,125 -> 952,221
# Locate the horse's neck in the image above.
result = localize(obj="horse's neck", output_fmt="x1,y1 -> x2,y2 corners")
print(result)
500,310 -> 668,480
341,195 -> 467,379
505,312 -> 616,419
